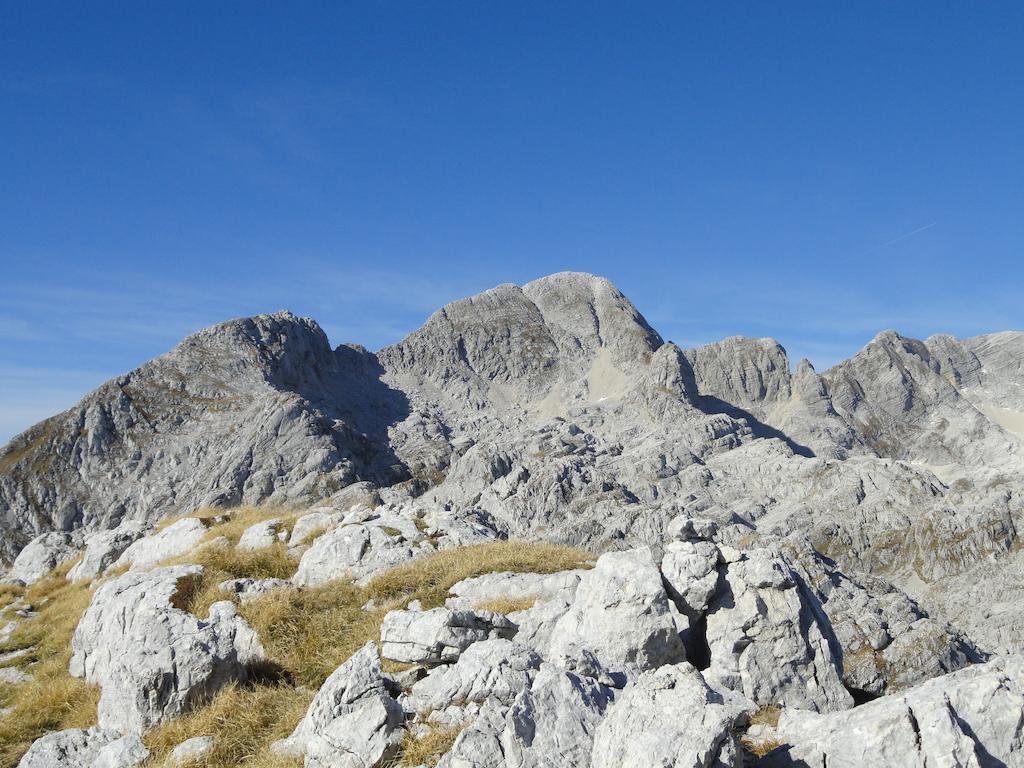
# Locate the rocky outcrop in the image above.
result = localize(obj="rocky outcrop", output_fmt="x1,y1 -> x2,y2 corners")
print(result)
5,532 -> 81,585
380,606 -> 517,665
68,522 -> 148,582
15,728 -> 148,768
549,548 -> 687,676
752,655 -> 1024,767
274,642 -> 403,767
69,566 -> 264,733
437,663 -> 617,768
704,547 -> 853,712
590,663 -> 753,768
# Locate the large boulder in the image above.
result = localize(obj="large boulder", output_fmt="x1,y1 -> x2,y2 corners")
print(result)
753,655 -> 1024,767
590,663 -> 754,768
5,532 -> 81,586
274,642 -> 403,768
405,639 -> 542,717
68,522 -> 149,582
549,548 -> 687,676
16,728 -> 148,768
704,547 -> 852,712
381,606 -> 516,665
69,565 -> 264,733
438,663 -> 617,768
292,523 -> 417,586
113,518 -> 209,571
237,518 -> 286,551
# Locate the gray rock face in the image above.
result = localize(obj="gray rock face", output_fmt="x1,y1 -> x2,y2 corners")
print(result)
380,606 -> 517,665
67,522 -> 148,582
16,728 -> 148,768
438,663 -> 617,768
549,548 -> 687,676
113,518 -> 209,571
590,663 -> 754,768
5,531 -> 81,585
704,547 -> 852,713
275,642 -> 403,767
237,518 -> 285,550
405,639 -> 542,716
753,655 -> 1024,768
69,565 -> 264,733
292,522 -> 419,586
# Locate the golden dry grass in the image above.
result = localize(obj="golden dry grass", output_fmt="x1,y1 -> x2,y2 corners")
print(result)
0,568 -> 98,768
749,704 -> 782,728
160,540 -> 300,618
741,735 -> 786,757
143,683 -> 310,768
0,584 -> 22,614
393,723 -> 466,767
365,541 -> 593,609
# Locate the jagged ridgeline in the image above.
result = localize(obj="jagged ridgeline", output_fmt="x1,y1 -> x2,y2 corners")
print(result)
1,271 -> 1024,767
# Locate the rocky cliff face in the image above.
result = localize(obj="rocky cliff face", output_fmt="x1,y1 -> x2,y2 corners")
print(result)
2,271 -> 1023,656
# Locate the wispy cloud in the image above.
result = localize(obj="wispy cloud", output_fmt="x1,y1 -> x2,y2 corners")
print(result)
856,221 -> 938,256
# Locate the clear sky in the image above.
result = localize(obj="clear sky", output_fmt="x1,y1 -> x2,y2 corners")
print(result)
2,3 -> 1023,444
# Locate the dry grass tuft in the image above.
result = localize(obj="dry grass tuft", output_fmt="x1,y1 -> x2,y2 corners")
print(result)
240,580 -> 379,688
393,724 -> 466,767
143,683 -> 310,768
741,735 -> 786,757
749,705 -> 782,728
0,571 -> 98,767
365,541 -> 592,609
0,584 -> 23,614
161,540 -> 300,618
472,596 -> 538,615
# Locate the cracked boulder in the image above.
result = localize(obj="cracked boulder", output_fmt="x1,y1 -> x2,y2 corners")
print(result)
438,662 -> 617,768
704,547 -> 852,712
381,606 -> 517,665
752,654 -> 1024,767
404,638 -> 542,717
16,728 -> 149,768
69,565 -> 264,733
273,642 -> 403,768
549,547 -> 687,676
591,663 -> 754,768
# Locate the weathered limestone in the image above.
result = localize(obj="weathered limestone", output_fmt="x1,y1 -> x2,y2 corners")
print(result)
380,606 -> 516,665
274,643 -> 403,768
704,548 -> 852,712
590,663 -> 754,768
113,518 -> 208,571
549,548 -> 687,676
69,566 -> 264,733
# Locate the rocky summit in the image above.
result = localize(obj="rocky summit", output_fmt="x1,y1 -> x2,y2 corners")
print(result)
1,271 -> 1023,767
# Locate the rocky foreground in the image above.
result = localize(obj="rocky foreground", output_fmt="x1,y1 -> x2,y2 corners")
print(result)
1,271 -> 1023,766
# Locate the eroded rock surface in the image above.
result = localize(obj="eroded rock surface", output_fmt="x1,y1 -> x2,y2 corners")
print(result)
69,565 -> 264,733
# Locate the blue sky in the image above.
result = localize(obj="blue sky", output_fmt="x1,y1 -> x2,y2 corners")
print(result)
2,3 -> 1023,444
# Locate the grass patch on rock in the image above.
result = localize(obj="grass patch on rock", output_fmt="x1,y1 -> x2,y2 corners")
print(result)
143,683 -> 310,768
0,563 -> 99,768
365,541 -> 592,608
393,723 -> 466,767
